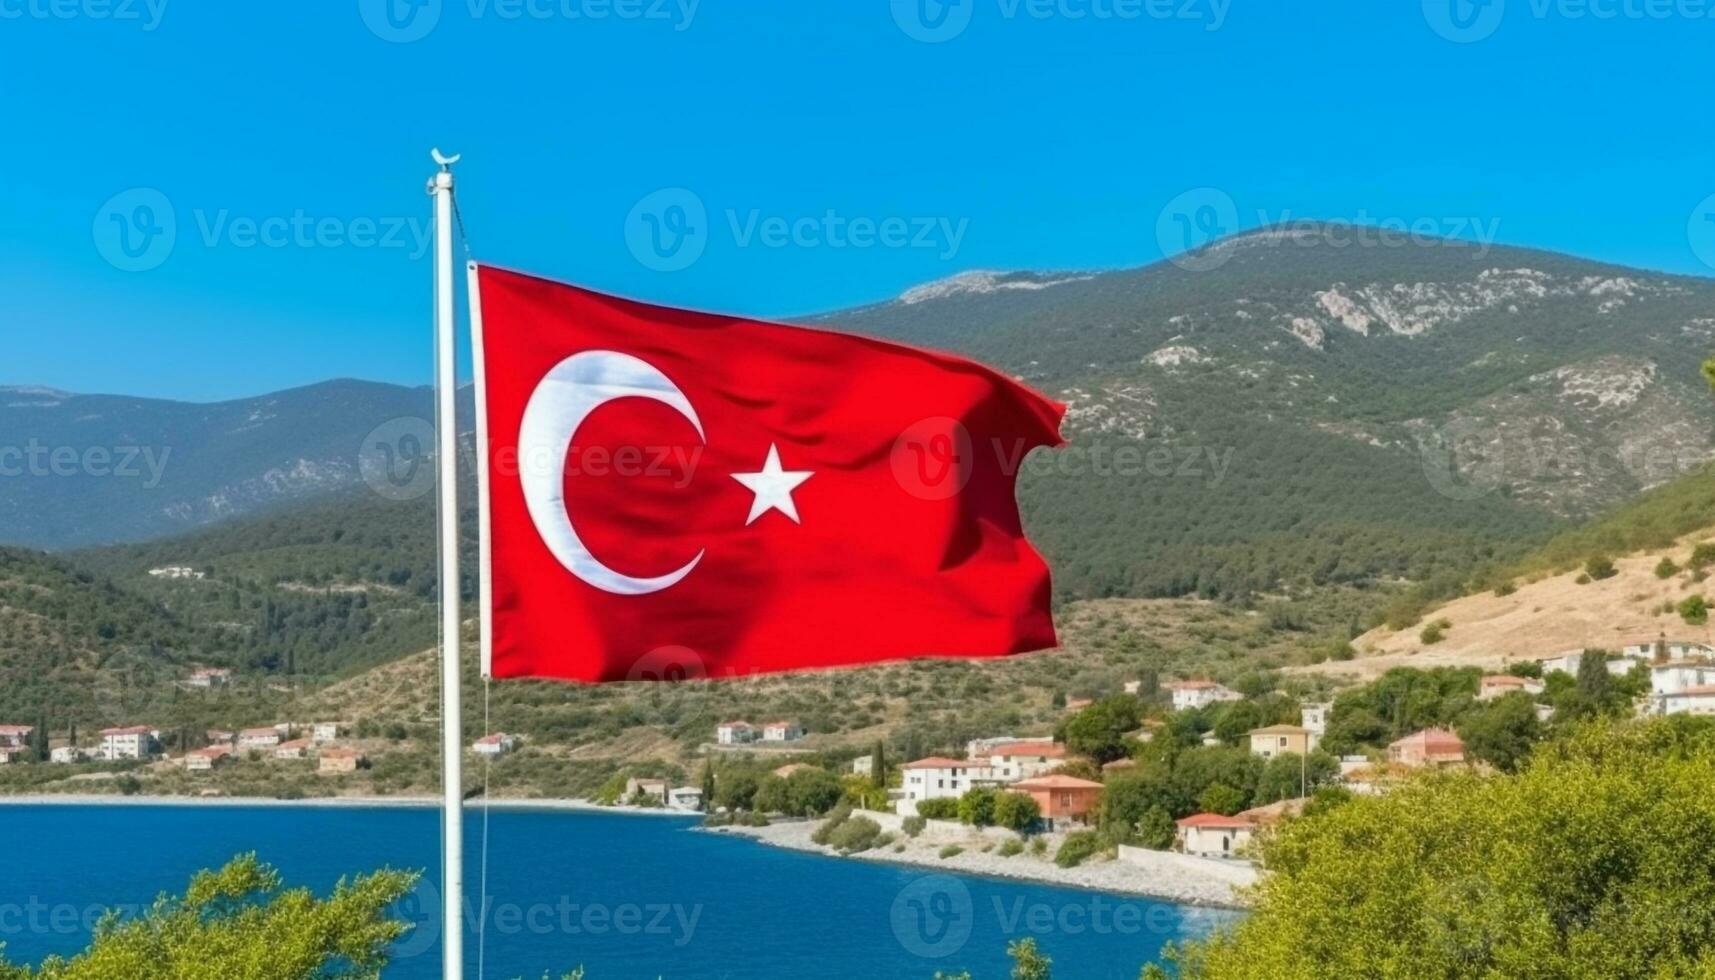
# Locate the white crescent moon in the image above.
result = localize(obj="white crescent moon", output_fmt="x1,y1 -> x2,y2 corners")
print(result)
518,350 -> 705,595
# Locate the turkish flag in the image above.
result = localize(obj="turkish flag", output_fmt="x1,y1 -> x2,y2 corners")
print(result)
472,264 -> 1064,683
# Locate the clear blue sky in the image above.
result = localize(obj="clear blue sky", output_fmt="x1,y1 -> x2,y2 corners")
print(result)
4,1 -> 1713,401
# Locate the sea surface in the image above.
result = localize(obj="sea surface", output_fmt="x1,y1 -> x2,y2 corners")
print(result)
0,804 -> 1235,979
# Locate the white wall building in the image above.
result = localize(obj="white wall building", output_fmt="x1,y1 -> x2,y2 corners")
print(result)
1300,703 -> 1331,737
312,723 -> 339,743
99,726 -> 156,761
1541,650 -> 1648,678
473,733 -> 517,757
1623,640 -> 1714,661
901,757 -> 996,808
1478,675 -> 1545,700
1662,686 -> 1715,716
984,742 -> 1065,781
716,721 -> 756,745
761,721 -> 804,742
1177,814 -> 1255,858
238,727 -> 281,750
1166,681 -> 1243,712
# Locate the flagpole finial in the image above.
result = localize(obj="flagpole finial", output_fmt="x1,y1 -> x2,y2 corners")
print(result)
432,148 -> 461,170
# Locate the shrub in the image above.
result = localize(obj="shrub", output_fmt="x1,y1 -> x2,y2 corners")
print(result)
938,845 -> 964,859
1575,574 -> 1592,585
1585,555 -> 1618,581
1055,831 -> 1107,868
901,815 -> 927,838
827,816 -> 882,853
992,792 -> 1041,832
1029,836 -> 1048,856
810,802 -> 854,845
998,839 -> 1025,857
1419,619 -> 1450,645
1692,542 -> 1715,568
915,798 -> 959,820
1656,557 -> 1680,579
957,787 -> 998,827
1493,581 -> 1517,597
1681,595 -> 1709,626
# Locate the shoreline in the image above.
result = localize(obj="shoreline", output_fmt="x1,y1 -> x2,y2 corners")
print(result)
703,817 -> 1255,911
0,793 -> 696,817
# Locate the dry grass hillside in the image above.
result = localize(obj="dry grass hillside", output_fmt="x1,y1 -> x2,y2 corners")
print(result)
1322,527 -> 1715,681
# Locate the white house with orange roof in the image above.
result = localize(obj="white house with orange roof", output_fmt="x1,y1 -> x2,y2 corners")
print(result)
238,727 -> 282,750
1661,685 -> 1715,716
761,721 -> 804,743
318,747 -> 363,774
1177,813 -> 1255,858
1388,728 -> 1466,767
473,733 -> 517,757
186,667 -> 232,689
99,726 -> 157,761
185,745 -> 235,772
901,757 -> 992,809
1165,681 -> 1242,712
0,725 -> 34,749
984,741 -> 1066,781
1478,674 -> 1544,700
273,739 -> 312,760
716,721 -> 757,745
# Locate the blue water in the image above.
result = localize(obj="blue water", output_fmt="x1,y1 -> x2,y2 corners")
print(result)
0,805 -> 1233,979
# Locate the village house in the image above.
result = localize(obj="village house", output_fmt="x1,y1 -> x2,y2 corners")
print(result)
1623,640 -> 1715,661
473,733 -> 517,757
716,721 -> 757,745
274,739 -> 312,760
1123,679 -> 1144,695
1661,685 -> 1715,716
1009,774 -> 1102,830
761,721 -> 804,743
0,725 -> 34,749
312,723 -> 339,743
1063,697 -> 1094,713
1300,703 -> 1331,737
185,745 -> 235,772
668,786 -> 703,810
0,746 -> 31,764
851,756 -> 873,776
186,667 -> 232,689
984,741 -> 1066,781
1176,813 -> 1254,858
1248,724 -> 1314,760
1651,660 -> 1715,696
49,745 -> 82,764
99,726 -> 157,761
1165,680 -> 1243,712
318,747 -> 362,774
238,727 -> 281,751
624,777 -> 670,804
148,566 -> 204,580
901,757 -> 992,808
966,736 -> 1034,758
1478,674 -> 1545,700
206,729 -> 235,746
1540,649 -> 1647,678
1388,728 -> 1466,768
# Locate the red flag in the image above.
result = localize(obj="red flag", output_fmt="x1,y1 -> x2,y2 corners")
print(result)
471,264 -> 1064,683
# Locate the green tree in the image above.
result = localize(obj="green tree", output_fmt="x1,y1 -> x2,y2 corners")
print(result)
870,742 -> 888,788
1135,805 -> 1177,850
1456,692 -> 1541,772
785,768 -> 844,816
1150,719 -> 1715,979
1584,555 -> 1617,580
1679,594 -> 1708,625
958,787 -> 999,827
1197,783 -> 1247,816
751,775 -> 789,814
992,791 -> 1041,833
0,854 -> 415,980
698,762 -> 715,813
1655,556 -> 1680,579
1254,752 -> 1337,806
1058,695 -> 1143,764
712,769 -> 760,812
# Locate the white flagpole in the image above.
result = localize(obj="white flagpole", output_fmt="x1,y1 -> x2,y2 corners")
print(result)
429,148 -> 465,980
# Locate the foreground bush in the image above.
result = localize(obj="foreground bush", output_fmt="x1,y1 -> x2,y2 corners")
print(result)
0,854 -> 416,980
1148,718 -> 1715,979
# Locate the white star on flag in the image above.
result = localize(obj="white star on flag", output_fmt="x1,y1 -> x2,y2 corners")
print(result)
732,443 -> 814,525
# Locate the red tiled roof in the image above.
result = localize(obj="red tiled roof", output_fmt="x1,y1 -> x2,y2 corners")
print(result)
1167,680 -> 1220,690
1177,812 -> 1253,829
1011,774 -> 1103,790
902,757 -> 972,770
1390,728 -> 1465,752
990,741 -> 1065,758
240,727 -> 279,737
